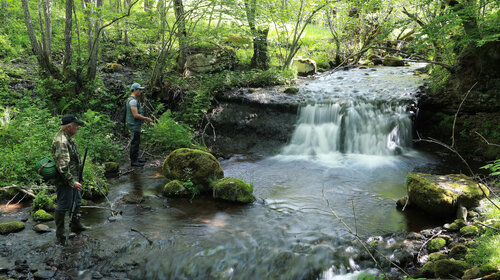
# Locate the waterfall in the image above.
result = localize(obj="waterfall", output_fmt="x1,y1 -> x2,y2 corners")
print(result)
281,101 -> 413,156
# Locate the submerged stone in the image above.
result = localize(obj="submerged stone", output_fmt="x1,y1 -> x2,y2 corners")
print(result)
213,177 -> 255,203
0,221 -> 25,234
406,173 -> 489,217
161,148 -> 224,193
103,162 -> 119,173
32,209 -> 53,222
427,238 -> 446,252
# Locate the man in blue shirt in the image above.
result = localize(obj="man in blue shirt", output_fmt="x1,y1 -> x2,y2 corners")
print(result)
126,83 -> 153,166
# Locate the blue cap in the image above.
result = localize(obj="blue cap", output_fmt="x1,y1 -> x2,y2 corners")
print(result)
131,83 -> 145,91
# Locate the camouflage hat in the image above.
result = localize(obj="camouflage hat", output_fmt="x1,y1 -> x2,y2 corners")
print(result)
61,114 -> 85,126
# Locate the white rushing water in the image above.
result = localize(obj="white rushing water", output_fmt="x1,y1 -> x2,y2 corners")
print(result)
281,64 -> 425,157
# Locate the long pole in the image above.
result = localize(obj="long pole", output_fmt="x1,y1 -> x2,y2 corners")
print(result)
65,147 -> 88,245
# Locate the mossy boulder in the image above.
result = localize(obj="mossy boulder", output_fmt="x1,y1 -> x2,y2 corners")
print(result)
449,245 -> 468,260
0,221 -> 25,234
292,58 -> 317,76
284,87 -> 299,95
460,225 -> 479,236
213,177 -> 255,203
102,62 -> 123,73
428,252 -> 447,262
434,259 -> 468,278
103,162 -> 119,173
382,55 -> 405,66
160,148 -> 224,193
32,209 -> 53,222
428,238 -> 446,252
406,173 -> 489,217
163,180 -> 191,197
185,47 -> 237,76
420,261 -> 436,277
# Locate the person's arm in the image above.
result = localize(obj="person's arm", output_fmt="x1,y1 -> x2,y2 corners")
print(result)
130,105 -> 153,123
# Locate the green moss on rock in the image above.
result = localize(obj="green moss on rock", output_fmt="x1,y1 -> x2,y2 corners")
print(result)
420,261 -> 436,277
103,162 -> 119,173
428,238 -> 447,252
480,263 -> 499,275
406,173 -> 489,217
32,192 -> 56,212
213,177 -> 255,203
0,221 -> 25,234
460,225 -> 479,236
449,245 -> 468,260
32,209 -> 53,222
428,252 -> 447,262
163,180 -> 190,197
161,148 -> 224,193
434,259 -> 468,278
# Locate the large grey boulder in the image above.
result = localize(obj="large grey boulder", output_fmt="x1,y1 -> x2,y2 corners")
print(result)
185,47 -> 237,76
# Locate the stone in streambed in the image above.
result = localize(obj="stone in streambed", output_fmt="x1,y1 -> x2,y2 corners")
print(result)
160,148 -> 224,193
162,180 -> 191,197
0,221 -> 25,234
460,225 -> 479,236
213,177 -> 255,203
33,224 -> 51,233
427,238 -> 446,252
434,259 -> 468,278
406,173 -> 489,217
449,244 -> 468,260
32,209 -> 53,222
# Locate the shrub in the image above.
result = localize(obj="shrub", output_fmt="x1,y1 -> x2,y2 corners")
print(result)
81,160 -> 109,200
143,110 -> 195,154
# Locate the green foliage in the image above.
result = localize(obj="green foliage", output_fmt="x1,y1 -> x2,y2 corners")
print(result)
0,34 -> 17,58
33,77 -> 76,114
81,160 -> 109,200
143,110 -> 195,154
0,102 -> 60,188
183,178 -> 199,201
74,109 -> 120,163
32,191 -> 56,212
482,159 -> 500,177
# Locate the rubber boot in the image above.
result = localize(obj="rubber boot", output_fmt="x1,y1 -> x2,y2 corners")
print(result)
70,207 -> 90,233
54,211 -> 66,245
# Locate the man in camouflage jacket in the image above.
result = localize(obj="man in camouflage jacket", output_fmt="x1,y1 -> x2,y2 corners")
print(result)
51,114 -> 87,245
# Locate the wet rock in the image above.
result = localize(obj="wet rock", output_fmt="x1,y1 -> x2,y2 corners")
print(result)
33,224 -> 51,233
463,266 -> 482,279
396,196 -> 410,209
434,259 -> 468,278
284,87 -> 299,95
92,271 -> 103,279
292,58 -> 317,76
14,259 -> 29,272
406,173 -> 489,217
160,148 -> 224,193
32,209 -> 54,222
103,162 -> 119,174
0,221 -> 25,234
382,55 -> 405,66
123,193 -> 144,204
368,54 -> 383,65
162,180 -> 191,197
213,177 -> 255,203
460,225 -> 479,237
391,248 -> 413,266
33,270 -> 55,279
406,232 -> 423,240
427,238 -> 446,252
449,244 -> 468,260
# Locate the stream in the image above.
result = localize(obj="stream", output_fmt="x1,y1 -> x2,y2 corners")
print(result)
1,63 -> 454,280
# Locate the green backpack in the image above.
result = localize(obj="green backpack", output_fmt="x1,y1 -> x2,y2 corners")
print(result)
35,156 -> 58,180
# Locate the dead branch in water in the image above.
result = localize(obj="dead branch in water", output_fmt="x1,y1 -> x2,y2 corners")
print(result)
131,228 -> 153,245
417,230 -> 442,263
321,188 -> 411,278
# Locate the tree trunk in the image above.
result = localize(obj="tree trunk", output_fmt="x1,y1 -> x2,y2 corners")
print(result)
87,0 -> 103,81
173,0 -> 187,73
251,29 -> 269,69
21,0 -> 60,79
43,0 -> 52,53
123,0 -> 130,44
62,0 -> 73,76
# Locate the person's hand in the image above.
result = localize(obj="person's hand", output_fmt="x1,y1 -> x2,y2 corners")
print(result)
73,182 -> 82,191
145,117 -> 153,124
